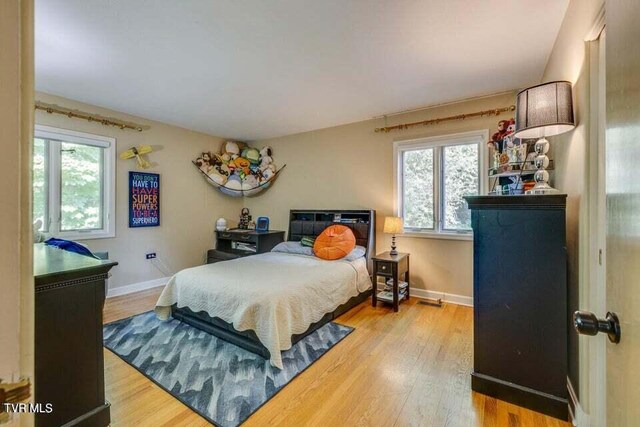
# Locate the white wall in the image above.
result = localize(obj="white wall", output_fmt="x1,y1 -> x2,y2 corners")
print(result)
35,92 -> 243,291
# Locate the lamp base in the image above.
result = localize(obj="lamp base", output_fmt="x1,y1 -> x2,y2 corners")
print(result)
390,234 -> 398,256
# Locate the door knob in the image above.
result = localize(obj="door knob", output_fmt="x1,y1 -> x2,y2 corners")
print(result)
573,311 -> 621,344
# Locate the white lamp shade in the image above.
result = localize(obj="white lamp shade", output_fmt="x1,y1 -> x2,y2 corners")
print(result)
384,216 -> 404,234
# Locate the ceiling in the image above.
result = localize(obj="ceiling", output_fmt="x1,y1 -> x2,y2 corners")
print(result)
35,0 -> 569,140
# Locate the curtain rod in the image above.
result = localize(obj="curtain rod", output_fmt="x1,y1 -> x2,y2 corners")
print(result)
375,105 -> 515,133
35,101 -> 149,132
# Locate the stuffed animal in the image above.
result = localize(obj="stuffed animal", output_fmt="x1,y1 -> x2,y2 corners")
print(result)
196,153 -> 213,174
234,157 -> 251,176
224,174 -> 242,191
242,147 -> 261,165
211,153 -> 225,166
242,174 -> 259,190
491,120 -> 509,141
250,168 -> 264,183
195,157 -> 206,172
208,163 -> 230,185
224,141 -> 241,159
262,165 -> 275,181
259,147 -> 275,173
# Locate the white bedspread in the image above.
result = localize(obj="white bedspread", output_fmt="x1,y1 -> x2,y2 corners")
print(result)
155,252 -> 371,369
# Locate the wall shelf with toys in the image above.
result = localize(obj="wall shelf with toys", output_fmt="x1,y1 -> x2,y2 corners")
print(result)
487,118 -> 554,195
193,141 -> 286,198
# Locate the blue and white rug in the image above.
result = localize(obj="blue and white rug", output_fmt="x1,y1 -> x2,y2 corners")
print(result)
103,311 -> 353,427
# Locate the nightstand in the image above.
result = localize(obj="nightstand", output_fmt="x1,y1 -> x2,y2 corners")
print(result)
372,252 -> 410,312
207,229 -> 285,263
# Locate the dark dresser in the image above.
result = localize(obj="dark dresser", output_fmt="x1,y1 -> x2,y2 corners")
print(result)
34,244 -> 117,427
208,229 -> 285,263
465,195 -> 567,420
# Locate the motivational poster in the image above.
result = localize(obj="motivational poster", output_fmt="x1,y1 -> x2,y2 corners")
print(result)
129,172 -> 160,227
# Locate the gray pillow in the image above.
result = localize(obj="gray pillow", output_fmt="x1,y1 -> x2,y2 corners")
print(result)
343,245 -> 367,261
272,242 -> 366,261
271,241 -> 314,257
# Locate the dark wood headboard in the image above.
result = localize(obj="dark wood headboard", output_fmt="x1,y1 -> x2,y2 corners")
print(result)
288,209 -> 376,271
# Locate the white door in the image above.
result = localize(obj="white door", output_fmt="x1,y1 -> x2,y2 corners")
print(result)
575,3 -> 640,425
604,2 -> 640,424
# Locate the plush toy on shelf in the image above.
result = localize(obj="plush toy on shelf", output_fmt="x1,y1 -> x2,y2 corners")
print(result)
242,147 -> 261,165
222,141 -> 241,162
192,141 -> 284,197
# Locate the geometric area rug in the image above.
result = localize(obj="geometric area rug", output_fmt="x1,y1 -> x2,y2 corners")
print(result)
103,311 -> 353,427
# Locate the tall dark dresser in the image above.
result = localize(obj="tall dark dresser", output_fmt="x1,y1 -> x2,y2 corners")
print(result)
34,244 -> 117,427
465,195 -> 567,420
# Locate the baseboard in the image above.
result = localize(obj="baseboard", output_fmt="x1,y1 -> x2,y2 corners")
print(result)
472,371 -> 568,421
567,378 -> 588,426
107,277 -> 169,298
410,287 -> 473,307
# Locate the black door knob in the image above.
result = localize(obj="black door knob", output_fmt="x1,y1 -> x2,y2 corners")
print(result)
573,311 -> 621,344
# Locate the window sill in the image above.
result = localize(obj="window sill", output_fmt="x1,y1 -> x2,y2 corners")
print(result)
398,231 -> 473,242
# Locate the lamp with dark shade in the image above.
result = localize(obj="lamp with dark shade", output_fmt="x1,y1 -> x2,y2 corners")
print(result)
514,80 -> 575,194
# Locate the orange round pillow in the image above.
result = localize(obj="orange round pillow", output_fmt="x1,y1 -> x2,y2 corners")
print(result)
313,225 -> 356,260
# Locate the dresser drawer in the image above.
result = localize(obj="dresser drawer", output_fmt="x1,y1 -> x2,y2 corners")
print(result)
376,261 -> 393,275
217,231 -> 257,243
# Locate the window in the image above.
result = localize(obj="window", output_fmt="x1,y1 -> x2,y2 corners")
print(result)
394,130 -> 487,239
33,125 -> 116,240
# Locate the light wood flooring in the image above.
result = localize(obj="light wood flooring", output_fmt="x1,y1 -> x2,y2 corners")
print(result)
103,288 -> 571,427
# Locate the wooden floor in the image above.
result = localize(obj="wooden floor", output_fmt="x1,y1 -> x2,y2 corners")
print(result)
104,288 -> 570,427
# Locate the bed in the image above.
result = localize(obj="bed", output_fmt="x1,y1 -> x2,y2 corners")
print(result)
155,209 -> 375,369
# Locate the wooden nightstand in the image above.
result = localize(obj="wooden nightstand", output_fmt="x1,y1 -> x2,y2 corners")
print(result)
208,229 -> 285,263
372,252 -> 410,312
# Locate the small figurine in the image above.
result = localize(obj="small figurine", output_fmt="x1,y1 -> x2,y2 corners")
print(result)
216,218 -> 228,231
238,208 -> 251,230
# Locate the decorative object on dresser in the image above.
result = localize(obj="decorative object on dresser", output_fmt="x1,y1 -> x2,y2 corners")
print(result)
256,216 -> 270,232
465,194 -> 568,420
215,217 -> 228,231
383,216 -> 404,255
207,229 -> 285,263
238,207 -> 252,229
372,252 -> 410,312
34,243 -> 117,427
514,81 -> 575,195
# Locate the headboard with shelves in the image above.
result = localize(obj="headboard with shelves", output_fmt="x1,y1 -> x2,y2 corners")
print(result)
288,209 -> 376,271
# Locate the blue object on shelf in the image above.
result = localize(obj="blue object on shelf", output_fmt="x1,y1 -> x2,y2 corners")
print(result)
44,238 -> 99,259
256,217 -> 270,232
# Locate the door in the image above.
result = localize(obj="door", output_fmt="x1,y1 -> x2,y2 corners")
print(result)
605,1 -> 640,425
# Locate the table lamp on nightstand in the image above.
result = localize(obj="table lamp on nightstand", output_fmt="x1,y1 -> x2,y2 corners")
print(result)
383,216 -> 404,256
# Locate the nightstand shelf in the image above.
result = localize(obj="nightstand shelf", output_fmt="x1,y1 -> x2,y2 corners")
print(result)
371,252 -> 410,312
208,229 -> 285,264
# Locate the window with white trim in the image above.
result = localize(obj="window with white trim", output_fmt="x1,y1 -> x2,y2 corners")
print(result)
33,125 -> 116,240
394,130 -> 487,238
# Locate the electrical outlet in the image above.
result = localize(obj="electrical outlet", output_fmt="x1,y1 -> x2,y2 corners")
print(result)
146,252 -> 157,259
